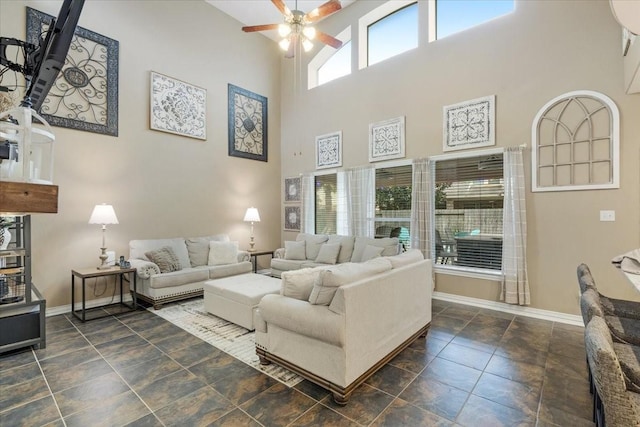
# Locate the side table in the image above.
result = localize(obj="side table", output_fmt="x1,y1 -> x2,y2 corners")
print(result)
248,249 -> 274,274
71,266 -> 137,322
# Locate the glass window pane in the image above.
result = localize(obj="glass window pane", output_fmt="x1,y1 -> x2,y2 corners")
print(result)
375,165 -> 412,248
318,41 -> 351,86
315,174 -> 337,234
368,3 -> 418,66
436,0 -> 514,40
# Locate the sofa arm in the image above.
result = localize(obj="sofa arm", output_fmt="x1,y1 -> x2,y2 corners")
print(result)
237,250 -> 250,263
273,248 -> 285,259
128,259 -> 160,279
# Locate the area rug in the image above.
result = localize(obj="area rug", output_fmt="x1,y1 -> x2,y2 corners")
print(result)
148,298 -> 302,387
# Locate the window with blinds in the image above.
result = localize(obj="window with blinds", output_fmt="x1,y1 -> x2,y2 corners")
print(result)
433,153 -> 504,271
375,164 -> 412,247
315,174 -> 337,234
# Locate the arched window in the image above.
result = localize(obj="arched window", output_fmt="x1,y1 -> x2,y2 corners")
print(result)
308,27 -> 351,89
531,91 -> 620,192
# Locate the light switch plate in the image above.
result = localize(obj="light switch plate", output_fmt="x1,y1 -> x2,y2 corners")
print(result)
600,210 -> 615,221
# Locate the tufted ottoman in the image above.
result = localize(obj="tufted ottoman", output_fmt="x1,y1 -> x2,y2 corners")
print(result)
203,273 -> 281,330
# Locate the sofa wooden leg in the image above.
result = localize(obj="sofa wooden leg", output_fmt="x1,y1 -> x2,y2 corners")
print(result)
333,392 -> 350,406
258,355 -> 271,366
153,303 -> 162,310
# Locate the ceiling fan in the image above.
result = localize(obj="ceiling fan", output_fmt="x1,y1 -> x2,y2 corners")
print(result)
242,0 -> 344,58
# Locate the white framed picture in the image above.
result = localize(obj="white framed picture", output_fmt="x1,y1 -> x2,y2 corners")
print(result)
284,177 -> 301,202
443,95 -> 495,152
284,206 -> 301,231
369,116 -> 405,162
316,131 -> 342,169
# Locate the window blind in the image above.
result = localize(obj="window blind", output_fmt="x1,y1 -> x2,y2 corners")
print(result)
375,165 -> 412,246
315,174 -> 337,234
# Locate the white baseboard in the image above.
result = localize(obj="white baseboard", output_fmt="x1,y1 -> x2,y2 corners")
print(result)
433,291 -> 583,327
46,294 -> 134,317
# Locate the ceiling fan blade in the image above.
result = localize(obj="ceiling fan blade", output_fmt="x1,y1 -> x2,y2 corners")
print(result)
272,0 -> 291,17
305,0 -> 342,22
242,23 -> 280,32
316,30 -> 343,49
285,34 -> 298,58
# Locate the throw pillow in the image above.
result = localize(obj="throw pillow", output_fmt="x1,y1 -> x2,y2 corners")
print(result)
284,240 -> 306,260
385,249 -> 424,268
327,235 -> 356,263
315,243 -> 341,265
281,268 -> 322,300
361,245 -> 384,261
296,233 -> 329,260
185,234 -> 230,267
145,246 -> 182,273
351,237 -> 399,262
208,241 -> 239,266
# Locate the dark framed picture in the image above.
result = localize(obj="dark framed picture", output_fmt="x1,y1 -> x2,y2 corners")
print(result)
26,7 -> 119,136
284,177 -> 301,202
284,206 -> 301,231
228,84 -> 267,162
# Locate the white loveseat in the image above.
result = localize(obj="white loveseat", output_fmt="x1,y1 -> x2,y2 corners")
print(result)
270,233 -> 401,278
256,249 -> 432,404
128,235 -> 252,309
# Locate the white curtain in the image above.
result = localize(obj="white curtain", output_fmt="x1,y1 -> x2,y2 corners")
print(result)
345,166 -> 375,237
336,171 -> 349,235
501,147 -> 530,305
301,173 -> 315,234
410,158 -> 432,259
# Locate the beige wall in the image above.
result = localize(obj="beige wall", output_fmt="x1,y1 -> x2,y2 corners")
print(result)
280,0 -> 640,315
0,1 -> 282,308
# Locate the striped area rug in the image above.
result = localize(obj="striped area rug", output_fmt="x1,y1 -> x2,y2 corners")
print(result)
149,298 -> 302,387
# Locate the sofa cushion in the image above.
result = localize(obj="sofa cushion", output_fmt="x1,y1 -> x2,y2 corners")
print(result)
351,237 -> 399,263
308,258 -> 393,305
272,258 -> 307,272
205,261 -> 252,279
186,234 -> 230,267
148,267 -> 209,289
327,235 -> 356,263
385,249 -> 424,268
145,246 -> 182,273
281,268 -> 323,300
130,238 -> 191,270
296,233 -> 329,260
361,245 -> 384,261
285,240 -> 306,260
315,243 -> 341,265
208,241 -> 239,266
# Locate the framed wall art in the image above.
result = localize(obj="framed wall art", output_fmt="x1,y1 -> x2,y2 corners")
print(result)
284,206 -> 301,231
369,116 -> 405,162
228,84 -> 268,162
316,131 -> 342,169
26,7 -> 119,136
150,71 -> 207,140
284,177 -> 301,202
443,95 -> 495,152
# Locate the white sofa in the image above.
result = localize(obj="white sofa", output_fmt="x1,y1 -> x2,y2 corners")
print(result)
256,249 -> 432,404
270,233 -> 401,278
128,235 -> 252,309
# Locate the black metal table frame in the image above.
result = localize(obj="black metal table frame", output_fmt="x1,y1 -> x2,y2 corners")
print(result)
71,268 -> 137,322
249,250 -> 274,273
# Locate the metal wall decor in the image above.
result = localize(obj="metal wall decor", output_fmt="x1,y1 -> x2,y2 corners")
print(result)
369,116 -> 405,162
284,206 -> 301,231
284,177 -> 301,202
316,131 -> 342,169
150,72 -> 206,140
228,84 -> 267,162
443,95 -> 495,152
26,7 -> 119,136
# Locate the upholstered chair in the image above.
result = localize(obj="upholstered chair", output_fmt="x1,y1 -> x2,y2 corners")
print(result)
577,263 -> 640,320
581,289 -> 640,346
584,316 -> 640,426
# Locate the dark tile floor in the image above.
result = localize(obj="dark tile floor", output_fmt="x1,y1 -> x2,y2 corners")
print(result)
0,299 -> 594,427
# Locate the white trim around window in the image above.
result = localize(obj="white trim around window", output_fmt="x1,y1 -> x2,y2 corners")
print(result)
308,27 -> 351,90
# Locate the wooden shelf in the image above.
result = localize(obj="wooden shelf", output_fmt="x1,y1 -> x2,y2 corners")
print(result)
0,182 -> 58,214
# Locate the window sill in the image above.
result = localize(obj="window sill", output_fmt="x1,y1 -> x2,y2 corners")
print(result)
434,264 -> 503,281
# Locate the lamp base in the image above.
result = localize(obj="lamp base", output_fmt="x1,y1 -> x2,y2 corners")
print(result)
248,236 -> 256,252
97,247 -> 111,270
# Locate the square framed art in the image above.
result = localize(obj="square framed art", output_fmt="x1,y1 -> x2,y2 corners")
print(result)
316,131 -> 342,169
443,95 -> 495,152
284,206 -> 301,231
150,71 -> 207,140
284,177 -> 301,202
228,84 -> 268,162
369,116 -> 405,162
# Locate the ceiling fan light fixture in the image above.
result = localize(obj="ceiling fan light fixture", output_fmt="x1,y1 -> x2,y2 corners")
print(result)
302,26 -> 316,40
278,23 -> 292,37
302,38 -> 314,52
279,38 -> 291,51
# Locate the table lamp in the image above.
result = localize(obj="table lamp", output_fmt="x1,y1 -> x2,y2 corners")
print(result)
89,203 -> 119,269
243,207 -> 260,252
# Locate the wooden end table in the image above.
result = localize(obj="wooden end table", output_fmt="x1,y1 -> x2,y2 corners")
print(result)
247,249 -> 274,274
71,266 -> 137,322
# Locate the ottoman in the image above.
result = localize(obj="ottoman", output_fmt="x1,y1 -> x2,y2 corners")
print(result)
203,273 -> 281,330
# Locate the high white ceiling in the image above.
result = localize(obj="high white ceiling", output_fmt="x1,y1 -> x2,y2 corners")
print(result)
205,0 -> 356,41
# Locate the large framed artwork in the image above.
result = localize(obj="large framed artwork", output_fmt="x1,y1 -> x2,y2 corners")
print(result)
150,72 -> 207,140
284,177 -> 301,202
26,7 -> 119,136
284,206 -> 301,231
443,95 -> 495,152
369,116 -> 405,162
316,131 -> 342,169
228,84 -> 268,162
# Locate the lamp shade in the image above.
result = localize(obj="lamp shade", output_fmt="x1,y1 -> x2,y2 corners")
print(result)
243,207 -> 260,223
88,204 -> 119,225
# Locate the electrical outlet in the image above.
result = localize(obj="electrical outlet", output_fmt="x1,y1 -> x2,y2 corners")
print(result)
599,210 -> 615,221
